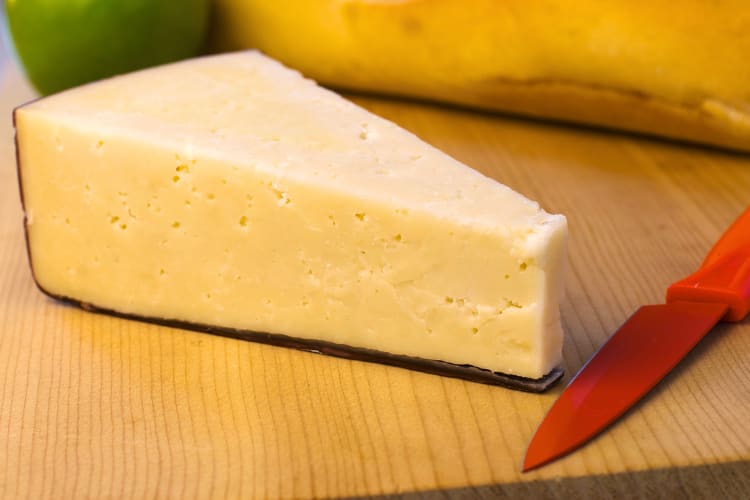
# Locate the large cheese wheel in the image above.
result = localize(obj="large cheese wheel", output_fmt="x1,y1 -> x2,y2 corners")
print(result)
210,0 -> 750,152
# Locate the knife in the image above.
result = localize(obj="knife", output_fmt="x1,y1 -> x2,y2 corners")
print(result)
523,206 -> 750,472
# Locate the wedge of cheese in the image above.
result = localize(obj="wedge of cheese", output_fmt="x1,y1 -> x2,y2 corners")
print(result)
15,51 -> 567,389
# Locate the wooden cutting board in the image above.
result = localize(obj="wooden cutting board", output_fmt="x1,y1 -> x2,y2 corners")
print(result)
1,52 -> 749,498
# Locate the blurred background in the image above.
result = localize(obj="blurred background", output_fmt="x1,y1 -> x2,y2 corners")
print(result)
2,2 -> 749,152
1,7 -> 35,164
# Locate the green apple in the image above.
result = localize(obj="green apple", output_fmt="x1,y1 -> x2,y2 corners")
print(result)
5,0 -> 210,95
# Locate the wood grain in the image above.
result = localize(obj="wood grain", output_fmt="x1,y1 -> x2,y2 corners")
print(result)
1,53 -> 750,498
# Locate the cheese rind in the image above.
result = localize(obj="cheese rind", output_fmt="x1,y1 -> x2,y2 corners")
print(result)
15,51 -> 567,381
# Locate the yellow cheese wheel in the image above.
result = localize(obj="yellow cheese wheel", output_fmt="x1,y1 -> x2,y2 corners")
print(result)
210,0 -> 750,152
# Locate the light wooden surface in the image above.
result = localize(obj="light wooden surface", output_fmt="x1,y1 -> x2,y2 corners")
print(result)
2,50 -> 750,498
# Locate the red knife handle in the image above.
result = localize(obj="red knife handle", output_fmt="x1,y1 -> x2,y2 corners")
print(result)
702,206 -> 750,267
667,207 -> 750,322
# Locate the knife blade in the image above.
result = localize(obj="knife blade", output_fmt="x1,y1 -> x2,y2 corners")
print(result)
523,207 -> 750,472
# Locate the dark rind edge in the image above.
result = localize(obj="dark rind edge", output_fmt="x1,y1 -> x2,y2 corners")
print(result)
74,296 -> 564,392
14,103 -> 39,295
13,101 -> 563,393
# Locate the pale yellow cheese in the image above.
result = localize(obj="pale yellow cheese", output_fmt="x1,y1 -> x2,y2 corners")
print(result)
15,51 -> 567,379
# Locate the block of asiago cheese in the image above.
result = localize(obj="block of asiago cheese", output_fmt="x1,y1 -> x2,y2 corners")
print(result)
14,51 -> 568,391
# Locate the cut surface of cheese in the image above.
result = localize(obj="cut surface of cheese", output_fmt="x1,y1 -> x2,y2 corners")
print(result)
15,51 -> 567,384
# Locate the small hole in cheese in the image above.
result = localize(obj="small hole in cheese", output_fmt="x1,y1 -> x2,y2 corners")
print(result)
271,186 -> 291,206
